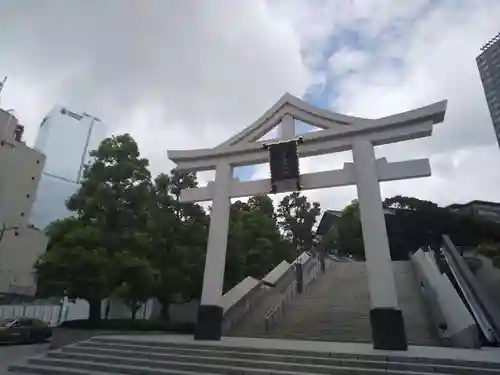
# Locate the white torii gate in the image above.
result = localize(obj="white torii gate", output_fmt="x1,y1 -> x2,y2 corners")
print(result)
168,93 -> 447,350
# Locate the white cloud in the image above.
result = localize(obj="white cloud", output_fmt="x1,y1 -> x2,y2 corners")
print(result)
328,48 -> 370,76
1,0 -> 500,221
0,0 -> 309,174
281,0 -> 500,212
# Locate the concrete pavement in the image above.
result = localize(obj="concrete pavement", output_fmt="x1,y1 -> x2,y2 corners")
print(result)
0,343 -> 49,374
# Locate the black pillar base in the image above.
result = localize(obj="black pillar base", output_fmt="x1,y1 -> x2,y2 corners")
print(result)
370,308 -> 408,351
194,305 -> 223,341
295,263 -> 304,293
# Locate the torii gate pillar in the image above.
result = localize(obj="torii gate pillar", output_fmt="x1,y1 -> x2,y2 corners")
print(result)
168,93 -> 447,350
195,163 -> 232,340
353,139 -> 406,349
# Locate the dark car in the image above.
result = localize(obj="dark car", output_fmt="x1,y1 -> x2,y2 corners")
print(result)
0,318 -> 52,344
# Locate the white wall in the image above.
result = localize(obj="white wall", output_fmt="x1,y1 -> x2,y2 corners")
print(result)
1,142 -> 45,228
221,276 -> 260,313
262,261 -> 291,285
0,304 -> 61,326
0,227 -> 48,295
0,110 -> 48,296
101,297 -> 154,320
0,109 -> 46,228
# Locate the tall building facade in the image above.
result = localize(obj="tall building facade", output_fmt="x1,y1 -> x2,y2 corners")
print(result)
477,32 -> 500,146
0,108 -> 48,295
30,105 -> 106,229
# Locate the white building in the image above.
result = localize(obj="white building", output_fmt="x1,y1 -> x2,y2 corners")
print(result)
0,108 -> 48,296
30,105 -> 106,229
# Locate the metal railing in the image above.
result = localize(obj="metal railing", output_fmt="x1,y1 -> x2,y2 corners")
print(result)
264,259 -> 323,332
264,279 -> 297,332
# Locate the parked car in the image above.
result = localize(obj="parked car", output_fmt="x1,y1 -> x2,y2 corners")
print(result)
0,318 -> 52,343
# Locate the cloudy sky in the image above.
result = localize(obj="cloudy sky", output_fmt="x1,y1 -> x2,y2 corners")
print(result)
1,0 -> 500,213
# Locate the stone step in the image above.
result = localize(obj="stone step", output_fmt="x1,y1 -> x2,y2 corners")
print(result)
228,260 -> 317,337
9,365 -> 111,375
9,360 -> 220,375
60,344 -> 500,375
90,336 -> 500,372
265,261 -> 372,342
46,351 -> 389,374
9,336 -> 500,375
11,356 -> 389,375
88,336 -> 500,370
11,352 -> 461,375
259,261 -> 438,346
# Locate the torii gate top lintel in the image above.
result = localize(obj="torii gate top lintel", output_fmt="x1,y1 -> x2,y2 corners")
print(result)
215,92 -> 368,149
167,93 -> 447,173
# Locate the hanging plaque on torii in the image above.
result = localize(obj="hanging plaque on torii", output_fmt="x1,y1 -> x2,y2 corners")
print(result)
263,137 -> 304,193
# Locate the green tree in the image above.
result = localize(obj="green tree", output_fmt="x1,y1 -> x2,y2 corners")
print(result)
277,192 -> 321,252
34,221 -> 112,321
36,248 -> 112,321
477,243 -> 500,259
147,171 -> 208,318
476,242 -> 500,269
115,252 -> 157,320
67,134 -> 153,251
336,200 -> 365,259
224,196 -> 293,292
383,195 -> 500,253
248,194 -> 275,219
36,134 -> 154,320
317,227 -> 338,255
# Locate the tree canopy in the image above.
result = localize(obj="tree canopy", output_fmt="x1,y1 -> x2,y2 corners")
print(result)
35,134 -> 323,320
329,195 -> 500,261
277,192 -> 321,252
39,133 -> 499,320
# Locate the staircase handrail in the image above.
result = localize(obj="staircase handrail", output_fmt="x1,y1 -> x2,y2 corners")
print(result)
264,258 -> 321,332
304,258 -> 321,292
264,279 -> 297,332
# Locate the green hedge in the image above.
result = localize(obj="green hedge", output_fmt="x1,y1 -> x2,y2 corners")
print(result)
58,319 -> 195,332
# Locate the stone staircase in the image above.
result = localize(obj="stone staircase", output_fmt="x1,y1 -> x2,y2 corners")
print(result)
228,259 -> 316,338
263,260 -> 372,342
9,335 -> 500,374
235,261 -> 438,346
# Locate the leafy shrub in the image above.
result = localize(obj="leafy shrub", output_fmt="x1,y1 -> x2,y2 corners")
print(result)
477,243 -> 500,259
58,319 -> 194,332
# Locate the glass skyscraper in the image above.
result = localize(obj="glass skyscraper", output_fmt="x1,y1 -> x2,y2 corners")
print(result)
30,105 -> 106,229
477,32 -> 500,147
